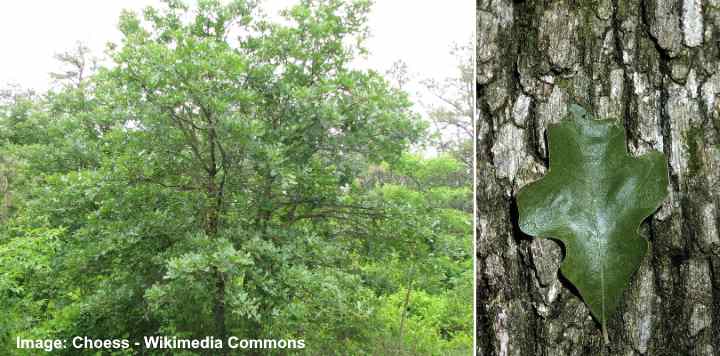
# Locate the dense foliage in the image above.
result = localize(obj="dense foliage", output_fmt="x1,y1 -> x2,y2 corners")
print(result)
0,1 -> 471,355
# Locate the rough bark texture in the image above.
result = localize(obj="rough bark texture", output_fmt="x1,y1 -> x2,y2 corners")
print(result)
477,0 -> 720,355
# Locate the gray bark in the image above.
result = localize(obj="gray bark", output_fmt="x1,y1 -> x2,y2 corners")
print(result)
477,0 -> 720,355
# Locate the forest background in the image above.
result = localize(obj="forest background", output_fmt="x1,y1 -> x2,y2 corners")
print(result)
0,0 -> 473,355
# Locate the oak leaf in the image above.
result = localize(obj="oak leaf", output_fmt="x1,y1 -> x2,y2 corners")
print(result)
516,105 -> 669,342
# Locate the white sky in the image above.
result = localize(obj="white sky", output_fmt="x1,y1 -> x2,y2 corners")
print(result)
0,1 -> 472,106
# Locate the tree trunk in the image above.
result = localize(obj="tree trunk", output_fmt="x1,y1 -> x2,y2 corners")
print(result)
0,171 -> 9,221
477,0 -> 720,355
206,172 -> 227,354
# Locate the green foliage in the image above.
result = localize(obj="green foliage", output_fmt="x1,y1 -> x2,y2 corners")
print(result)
516,105 -> 669,341
374,281 -> 472,356
0,1 -> 470,355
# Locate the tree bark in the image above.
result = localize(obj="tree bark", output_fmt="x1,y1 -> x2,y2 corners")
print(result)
477,0 -> 720,355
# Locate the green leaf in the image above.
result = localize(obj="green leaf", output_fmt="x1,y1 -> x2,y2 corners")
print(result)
516,106 -> 668,342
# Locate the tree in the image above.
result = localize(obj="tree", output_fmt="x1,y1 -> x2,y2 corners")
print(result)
478,1 -> 720,355
50,42 -> 98,88
422,41 -> 473,169
104,0 -> 421,344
